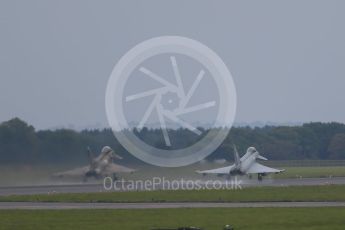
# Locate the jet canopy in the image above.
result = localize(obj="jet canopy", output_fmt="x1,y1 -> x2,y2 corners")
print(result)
247,147 -> 257,154
101,146 -> 113,154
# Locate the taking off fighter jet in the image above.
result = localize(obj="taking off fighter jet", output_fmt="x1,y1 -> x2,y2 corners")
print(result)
196,146 -> 284,181
54,146 -> 135,181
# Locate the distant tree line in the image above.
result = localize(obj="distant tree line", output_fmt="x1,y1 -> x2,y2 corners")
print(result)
0,118 -> 345,165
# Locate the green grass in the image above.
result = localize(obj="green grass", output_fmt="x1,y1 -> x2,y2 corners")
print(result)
1,185 -> 345,203
1,208 -> 345,230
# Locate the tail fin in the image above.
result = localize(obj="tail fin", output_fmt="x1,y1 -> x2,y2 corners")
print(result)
233,145 -> 241,166
87,147 -> 94,164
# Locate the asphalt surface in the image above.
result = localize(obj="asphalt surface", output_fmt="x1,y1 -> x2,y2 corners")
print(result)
1,177 -> 345,196
1,201 -> 345,210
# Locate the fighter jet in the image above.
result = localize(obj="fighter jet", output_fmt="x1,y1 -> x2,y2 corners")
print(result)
54,146 -> 135,181
196,146 -> 284,181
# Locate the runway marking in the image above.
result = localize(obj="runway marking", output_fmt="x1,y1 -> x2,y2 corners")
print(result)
1,177 -> 345,196
0,202 -> 345,210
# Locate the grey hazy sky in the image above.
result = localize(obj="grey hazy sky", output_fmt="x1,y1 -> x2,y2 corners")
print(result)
1,0 -> 344,130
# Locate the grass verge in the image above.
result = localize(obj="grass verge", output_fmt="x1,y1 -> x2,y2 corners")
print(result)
1,208 -> 345,230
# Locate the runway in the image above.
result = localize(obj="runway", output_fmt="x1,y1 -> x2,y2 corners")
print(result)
1,177 -> 345,196
0,201 -> 345,210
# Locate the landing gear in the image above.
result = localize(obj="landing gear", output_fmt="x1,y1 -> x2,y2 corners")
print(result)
258,173 -> 263,181
112,173 -> 118,181
226,174 -> 231,180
